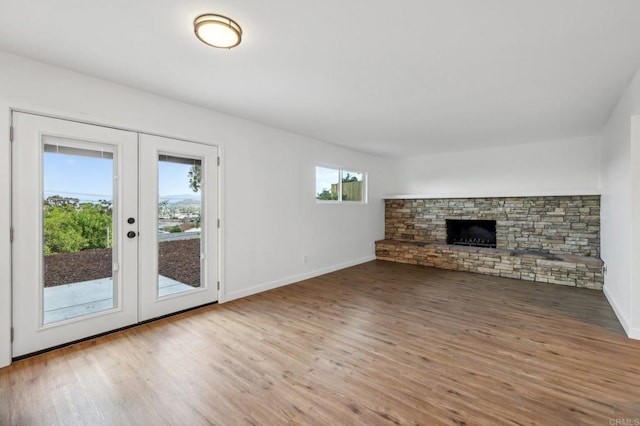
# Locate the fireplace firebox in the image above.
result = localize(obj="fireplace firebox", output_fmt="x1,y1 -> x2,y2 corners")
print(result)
446,219 -> 497,248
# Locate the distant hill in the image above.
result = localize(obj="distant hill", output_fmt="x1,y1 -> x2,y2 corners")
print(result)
159,194 -> 201,204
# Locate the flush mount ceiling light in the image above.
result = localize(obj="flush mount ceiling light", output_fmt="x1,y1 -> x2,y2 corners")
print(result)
194,14 -> 242,49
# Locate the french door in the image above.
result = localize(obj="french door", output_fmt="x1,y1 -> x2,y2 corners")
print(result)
138,133 -> 218,321
11,112 -> 218,357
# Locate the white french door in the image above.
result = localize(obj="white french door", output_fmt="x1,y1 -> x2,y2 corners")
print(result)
138,133 -> 218,321
11,112 -> 218,357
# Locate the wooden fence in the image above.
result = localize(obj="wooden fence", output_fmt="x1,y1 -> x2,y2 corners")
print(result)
330,181 -> 363,201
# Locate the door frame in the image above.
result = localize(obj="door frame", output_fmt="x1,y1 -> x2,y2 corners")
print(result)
1,107 -> 224,367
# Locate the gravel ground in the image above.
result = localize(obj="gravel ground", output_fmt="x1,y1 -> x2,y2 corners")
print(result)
44,239 -> 201,287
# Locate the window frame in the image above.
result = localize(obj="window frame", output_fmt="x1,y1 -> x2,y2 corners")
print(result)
315,165 -> 367,204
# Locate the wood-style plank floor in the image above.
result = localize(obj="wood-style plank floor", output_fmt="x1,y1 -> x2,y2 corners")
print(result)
2,261 -> 640,425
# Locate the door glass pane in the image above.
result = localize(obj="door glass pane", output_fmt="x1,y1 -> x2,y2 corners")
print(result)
158,154 -> 203,297
42,139 -> 116,324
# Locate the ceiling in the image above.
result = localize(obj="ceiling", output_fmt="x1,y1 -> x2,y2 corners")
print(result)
1,1 -> 640,157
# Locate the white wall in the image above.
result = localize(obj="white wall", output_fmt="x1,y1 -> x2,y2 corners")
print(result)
601,61 -> 640,339
0,51 -> 390,367
387,136 -> 601,198
631,116 -> 640,338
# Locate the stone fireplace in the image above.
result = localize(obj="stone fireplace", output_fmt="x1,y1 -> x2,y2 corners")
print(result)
375,195 -> 604,289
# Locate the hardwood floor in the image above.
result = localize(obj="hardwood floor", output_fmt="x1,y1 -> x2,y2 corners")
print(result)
2,261 -> 639,425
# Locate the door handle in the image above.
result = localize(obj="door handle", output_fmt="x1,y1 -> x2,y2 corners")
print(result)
127,231 -> 137,239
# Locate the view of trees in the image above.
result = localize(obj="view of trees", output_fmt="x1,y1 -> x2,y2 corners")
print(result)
43,196 -> 113,254
44,165 -> 202,255
188,164 -> 201,193
316,189 -> 339,201
342,172 -> 359,183
316,172 -> 361,201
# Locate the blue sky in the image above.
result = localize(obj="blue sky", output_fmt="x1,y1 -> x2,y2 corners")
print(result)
44,153 -> 112,202
44,153 -> 199,202
315,167 -> 339,195
158,161 -> 200,201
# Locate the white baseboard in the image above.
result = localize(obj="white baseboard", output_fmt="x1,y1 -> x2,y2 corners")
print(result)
220,255 -> 376,303
603,285 -> 640,339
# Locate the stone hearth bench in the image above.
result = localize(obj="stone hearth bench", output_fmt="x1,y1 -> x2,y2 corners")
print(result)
375,239 -> 604,290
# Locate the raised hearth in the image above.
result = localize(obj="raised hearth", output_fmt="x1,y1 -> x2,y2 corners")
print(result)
375,240 -> 603,289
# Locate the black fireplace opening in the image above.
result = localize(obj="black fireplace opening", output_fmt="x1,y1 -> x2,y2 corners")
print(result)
446,219 -> 497,248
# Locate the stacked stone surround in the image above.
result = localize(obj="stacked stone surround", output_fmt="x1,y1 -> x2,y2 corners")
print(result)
376,196 -> 604,290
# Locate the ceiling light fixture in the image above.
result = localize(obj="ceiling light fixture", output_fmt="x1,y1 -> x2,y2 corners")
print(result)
194,14 -> 242,49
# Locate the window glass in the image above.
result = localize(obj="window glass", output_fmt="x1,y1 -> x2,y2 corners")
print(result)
157,155 -> 203,296
316,166 -> 365,203
341,170 -> 363,202
42,140 -> 115,324
315,167 -> 340,201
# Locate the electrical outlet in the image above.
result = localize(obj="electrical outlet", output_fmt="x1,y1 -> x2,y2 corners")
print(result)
303,255 -> 308,263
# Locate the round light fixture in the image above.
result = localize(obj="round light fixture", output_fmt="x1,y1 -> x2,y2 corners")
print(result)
194,14 -> 242,49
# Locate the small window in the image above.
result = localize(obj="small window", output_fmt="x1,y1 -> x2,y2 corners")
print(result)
315,166 -> 366,203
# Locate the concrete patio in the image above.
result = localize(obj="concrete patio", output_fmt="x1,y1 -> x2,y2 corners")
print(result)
43,276 -> 194,323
